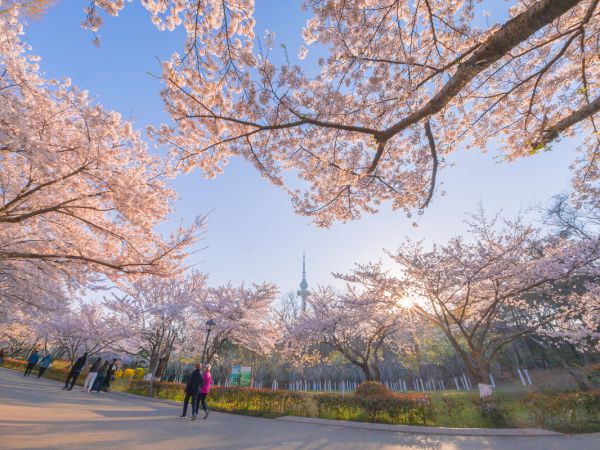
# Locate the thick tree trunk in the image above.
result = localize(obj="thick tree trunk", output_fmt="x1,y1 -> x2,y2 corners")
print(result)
370,364 -> 381,382
360,364 -> 375,381
154,356 -> 169,380
468,353 -> 491,385
148,352 -> 159,377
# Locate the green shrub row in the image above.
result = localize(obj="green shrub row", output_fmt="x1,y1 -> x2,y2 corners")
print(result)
521,391 -> 600,431
1,359 -> 433,425
122,379 -> 434,425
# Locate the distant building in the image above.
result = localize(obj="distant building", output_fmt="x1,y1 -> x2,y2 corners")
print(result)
297,252 -> 309,312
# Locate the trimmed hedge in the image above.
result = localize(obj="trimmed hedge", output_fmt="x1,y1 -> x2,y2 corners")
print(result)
521,391 -> 600,431
121,379 -> 434,425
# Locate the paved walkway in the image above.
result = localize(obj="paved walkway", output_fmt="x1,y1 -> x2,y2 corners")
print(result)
1,368 -> 599,450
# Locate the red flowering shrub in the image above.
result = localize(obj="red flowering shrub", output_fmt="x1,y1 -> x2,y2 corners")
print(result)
354,381 -> 391,398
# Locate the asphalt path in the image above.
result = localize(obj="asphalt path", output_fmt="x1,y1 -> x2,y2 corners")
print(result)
1,367 -> 599,450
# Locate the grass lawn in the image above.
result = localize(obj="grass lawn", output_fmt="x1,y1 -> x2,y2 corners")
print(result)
428,388 -> 532,428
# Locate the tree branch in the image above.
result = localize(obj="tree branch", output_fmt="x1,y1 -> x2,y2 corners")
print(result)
421,119 -> 439,208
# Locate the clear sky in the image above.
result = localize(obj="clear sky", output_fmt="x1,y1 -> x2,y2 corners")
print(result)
23,1 -> 577,295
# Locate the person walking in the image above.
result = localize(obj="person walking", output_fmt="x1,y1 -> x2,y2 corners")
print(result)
37,354 -> 53,378
180,363 -> 202,419
24,349 -> 40,376
0,348 -> 5,364
198,364 -> 213,419
63,352 -> 87,390
101,358 -> 118,392
93,361 -> 109,392
83,358 -> 102,391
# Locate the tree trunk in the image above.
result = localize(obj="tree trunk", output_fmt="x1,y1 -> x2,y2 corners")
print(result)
154,356 -> 169,380
540,348 -> 550,369
148,350 -> 160,396
559,358 -> 590,391
360,364 -> 374,381
471,353 -> 491,385
370,363 -> 381,382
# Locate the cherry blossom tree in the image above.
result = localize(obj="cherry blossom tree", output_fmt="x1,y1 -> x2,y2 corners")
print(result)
287,284 -> 404,381
276,291 -> 303,328
39,301 -> 124,364
104,273 -> 205,380
0,0 -> 54,18
340,208 -> 600,384
0,261 -> 67,314
0,310 -> 41,356
85,0 -> 600,225
187,282 -> 280,364
0,8 -> 203,290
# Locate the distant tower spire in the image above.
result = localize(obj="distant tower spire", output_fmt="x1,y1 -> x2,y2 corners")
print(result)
297,251 -> 309,312
302,252 -> 306,279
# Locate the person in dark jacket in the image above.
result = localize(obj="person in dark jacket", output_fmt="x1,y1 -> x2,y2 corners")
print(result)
63,353 -> 87,390
37,354 -> 53,378
180,363 -> 202,419
83,358 -> 102,391
24,350 -> 40,376
100,358 -> 118,391
93,362 -> 110,392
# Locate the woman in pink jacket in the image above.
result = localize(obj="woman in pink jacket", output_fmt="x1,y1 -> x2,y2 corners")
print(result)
199,364 -> 213,419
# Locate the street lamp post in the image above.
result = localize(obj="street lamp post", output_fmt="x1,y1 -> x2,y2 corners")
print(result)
201,319 -> 215,364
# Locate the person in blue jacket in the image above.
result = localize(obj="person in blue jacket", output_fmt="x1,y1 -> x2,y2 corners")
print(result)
24,349 -> 40,376
37,354 -> 53,378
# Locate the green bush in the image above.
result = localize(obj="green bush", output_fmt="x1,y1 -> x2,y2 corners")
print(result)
471,395 -> 510,427
117,379 -> 433,425
358,392 -> 434,424
521,390 -> 600,430
440,393 -> 462,416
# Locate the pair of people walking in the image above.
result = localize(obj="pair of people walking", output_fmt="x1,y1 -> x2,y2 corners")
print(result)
180,363 -> 212,420
21,350 -> 53,378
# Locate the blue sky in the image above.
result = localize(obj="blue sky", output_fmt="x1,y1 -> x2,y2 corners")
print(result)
24,2 -> 576,295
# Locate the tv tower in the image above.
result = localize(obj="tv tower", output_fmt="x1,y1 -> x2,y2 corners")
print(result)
297,252 -> 309,312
